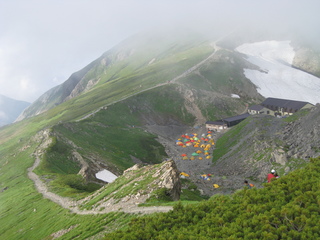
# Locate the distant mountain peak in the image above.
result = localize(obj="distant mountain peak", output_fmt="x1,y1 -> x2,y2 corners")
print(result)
0,94 -> 30,127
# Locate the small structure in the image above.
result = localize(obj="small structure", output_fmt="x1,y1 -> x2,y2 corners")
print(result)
206,113 -> 250,130
222,113 -> 251,127
205,120 -> 227,131
248,105 -> 273,115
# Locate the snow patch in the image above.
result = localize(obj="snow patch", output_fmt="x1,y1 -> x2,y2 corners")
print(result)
148,58 -> 156,65
236,41 -> 320,105
95,169 -> 118,183
231,94 -> 240,98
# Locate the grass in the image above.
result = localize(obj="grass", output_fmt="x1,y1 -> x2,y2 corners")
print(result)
212,118 -> 250,162
0,141 -> 134,240
282,109 -> 310,122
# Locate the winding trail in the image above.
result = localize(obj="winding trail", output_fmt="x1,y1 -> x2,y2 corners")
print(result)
28,155 -> 173,215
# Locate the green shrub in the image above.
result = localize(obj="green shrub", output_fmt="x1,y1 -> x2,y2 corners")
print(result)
105,157 -> 320,239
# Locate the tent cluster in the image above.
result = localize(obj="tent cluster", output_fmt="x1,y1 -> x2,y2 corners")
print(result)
200,174 -> 212,180
176,132 -> 215,160
200,174 -> 220,188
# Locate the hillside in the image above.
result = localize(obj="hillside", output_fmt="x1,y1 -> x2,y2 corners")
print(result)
1,28 -> 320,239
210,105 -> 320,180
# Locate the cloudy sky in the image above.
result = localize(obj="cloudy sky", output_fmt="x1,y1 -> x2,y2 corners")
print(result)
0,0 -> 319,103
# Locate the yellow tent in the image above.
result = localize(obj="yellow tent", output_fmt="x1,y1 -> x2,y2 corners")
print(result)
198,157 -> 203,160
213,184 -> 220,188
194,144 -> 199,148
204,152 -> 209,155
190,156 -> 195,160
180,172 -> 190,177
196,150 -> 202,154
206,155 -> 211,159
200,144 -> 205,148
206,144 -> 211,149
182,156 -> 188,160
182,145 -> 187,148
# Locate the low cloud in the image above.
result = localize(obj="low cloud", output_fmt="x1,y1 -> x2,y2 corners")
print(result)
0,0 -> 319,102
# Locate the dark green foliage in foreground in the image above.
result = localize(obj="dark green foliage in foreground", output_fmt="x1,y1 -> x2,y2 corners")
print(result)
105,157 -> 320,239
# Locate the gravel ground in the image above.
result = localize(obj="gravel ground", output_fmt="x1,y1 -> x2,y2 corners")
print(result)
145,124 -> 252,196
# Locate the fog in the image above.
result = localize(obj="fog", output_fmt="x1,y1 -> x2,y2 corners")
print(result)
0,0 -> 319,102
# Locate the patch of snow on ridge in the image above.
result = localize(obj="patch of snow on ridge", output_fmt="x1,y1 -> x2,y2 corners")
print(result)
231,94 -> 240,98
236,41 -> 320,105
95,169 -> 118,183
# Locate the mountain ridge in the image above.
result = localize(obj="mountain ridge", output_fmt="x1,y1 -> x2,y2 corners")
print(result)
0,94 -> 30,126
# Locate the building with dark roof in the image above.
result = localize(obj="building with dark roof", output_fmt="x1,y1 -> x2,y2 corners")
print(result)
206,113 -> 250,131
260,97 -> 314,116
222,113 -> 251,127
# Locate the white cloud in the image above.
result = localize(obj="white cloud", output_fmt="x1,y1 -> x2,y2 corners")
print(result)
0,111 -> 8,120
0,0 -> 319,102
19,78 -> 29,90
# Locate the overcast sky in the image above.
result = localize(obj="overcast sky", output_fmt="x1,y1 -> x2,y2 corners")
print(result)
0,0 -> 319,102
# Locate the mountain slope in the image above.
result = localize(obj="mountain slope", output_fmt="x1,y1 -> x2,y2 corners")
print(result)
17,29 -> 217,121
0,94 -> 30,126
1,28 -> 320,239
210,105 -> 320,182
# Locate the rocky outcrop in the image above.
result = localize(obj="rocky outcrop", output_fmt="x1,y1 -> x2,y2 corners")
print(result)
152,160 -> 181,200
78,160 -> 181,211
292,47 -> 320,78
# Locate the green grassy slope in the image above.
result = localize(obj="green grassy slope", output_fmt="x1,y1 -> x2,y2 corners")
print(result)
0,135 -> 133,240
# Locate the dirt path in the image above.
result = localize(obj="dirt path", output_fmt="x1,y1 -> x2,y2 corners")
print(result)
28,155 -> 172,215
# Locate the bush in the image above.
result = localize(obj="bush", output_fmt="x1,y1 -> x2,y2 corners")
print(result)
105,157 -> 320,239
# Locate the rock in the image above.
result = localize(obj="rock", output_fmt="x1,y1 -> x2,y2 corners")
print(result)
152,160 -> 181,201
123,164 -> 141,175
